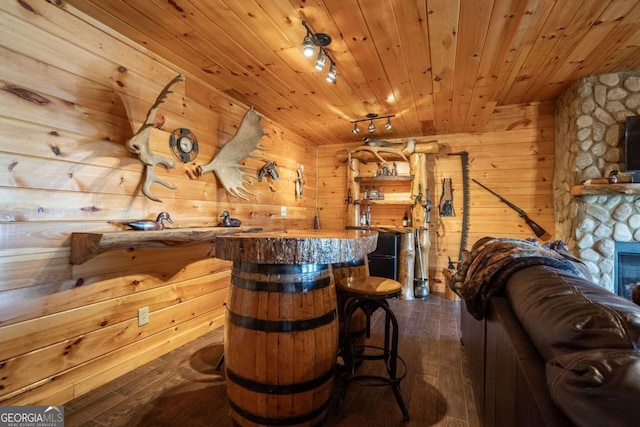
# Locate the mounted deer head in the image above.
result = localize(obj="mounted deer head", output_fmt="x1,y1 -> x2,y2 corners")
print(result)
124,74 -> 184,202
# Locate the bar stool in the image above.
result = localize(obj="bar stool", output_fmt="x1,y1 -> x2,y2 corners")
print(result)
336,275 -> 410,421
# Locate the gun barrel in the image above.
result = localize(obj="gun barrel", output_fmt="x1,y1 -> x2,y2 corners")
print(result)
472,179 -> 522,213
472,179 -> 550,240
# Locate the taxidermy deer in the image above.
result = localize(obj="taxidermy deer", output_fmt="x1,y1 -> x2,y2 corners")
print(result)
124,74 -> 184,202
197,107 -> 265,200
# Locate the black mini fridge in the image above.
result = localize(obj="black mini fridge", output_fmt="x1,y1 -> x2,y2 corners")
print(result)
368,233 -> 399,280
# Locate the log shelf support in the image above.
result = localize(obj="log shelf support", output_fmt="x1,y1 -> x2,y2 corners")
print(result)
69,226 -> 262,265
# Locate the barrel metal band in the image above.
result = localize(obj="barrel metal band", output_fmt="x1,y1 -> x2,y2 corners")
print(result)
229,398 -> 330,426
225,366 -> 334,395
232,275 -> 332,293
226,309 -> 337,332
235,262 -> 328,275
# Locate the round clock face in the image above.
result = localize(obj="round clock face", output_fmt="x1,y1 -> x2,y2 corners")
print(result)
179,136 -> 193,153
170,128 -> 198,163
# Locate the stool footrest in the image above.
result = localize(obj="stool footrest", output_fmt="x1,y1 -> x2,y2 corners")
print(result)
341,374 -> 402,387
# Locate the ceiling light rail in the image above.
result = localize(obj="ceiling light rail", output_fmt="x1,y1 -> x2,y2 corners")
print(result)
351,113 -> 396,134
301,20 -> 337,83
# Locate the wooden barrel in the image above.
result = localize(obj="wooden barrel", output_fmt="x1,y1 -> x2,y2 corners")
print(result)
224,262 -> 338,427
332,259 -> 368,350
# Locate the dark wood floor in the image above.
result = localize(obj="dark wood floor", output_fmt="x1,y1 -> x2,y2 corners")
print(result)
64,293 -> 479,427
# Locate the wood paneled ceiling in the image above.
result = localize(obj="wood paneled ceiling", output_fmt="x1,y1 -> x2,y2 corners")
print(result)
65,0 -> 640,145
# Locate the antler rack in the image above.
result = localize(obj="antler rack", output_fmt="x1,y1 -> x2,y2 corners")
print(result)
124,74 -> 184,202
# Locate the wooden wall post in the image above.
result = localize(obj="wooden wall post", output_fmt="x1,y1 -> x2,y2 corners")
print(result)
410,153 -> 430,290
410,153 -> 428,227
399,231 -> 415,299
347,157 -> 360,226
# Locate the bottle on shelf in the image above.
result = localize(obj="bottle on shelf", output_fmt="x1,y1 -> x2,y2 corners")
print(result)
370,186 -> 378,200
402,212 -> 408,227
363,185 -> 369,200
366,205 -> 371,226
378,188 -> 384,200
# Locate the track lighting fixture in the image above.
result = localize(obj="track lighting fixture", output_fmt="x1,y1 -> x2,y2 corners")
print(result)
351,113 -> 396,135
302,34 -> 315,57
301,20 -> 337,84
326,62 -> 337,83
315,49 -> 326,71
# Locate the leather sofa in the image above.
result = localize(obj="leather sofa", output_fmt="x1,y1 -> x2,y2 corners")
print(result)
456,238 -> 640,427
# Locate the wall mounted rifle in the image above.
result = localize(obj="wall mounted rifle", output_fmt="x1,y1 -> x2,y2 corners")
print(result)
472,179 -> 551,241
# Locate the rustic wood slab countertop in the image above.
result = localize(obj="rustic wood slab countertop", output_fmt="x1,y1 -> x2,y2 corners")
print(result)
214,229 -> 379,264
70,226 -> 263,265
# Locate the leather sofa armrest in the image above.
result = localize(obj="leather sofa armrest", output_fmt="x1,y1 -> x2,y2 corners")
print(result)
546,349 -> 640,427
505,265 -> 640,361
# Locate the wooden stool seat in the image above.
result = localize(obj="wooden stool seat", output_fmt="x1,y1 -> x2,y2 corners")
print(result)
338,276 -> 401,298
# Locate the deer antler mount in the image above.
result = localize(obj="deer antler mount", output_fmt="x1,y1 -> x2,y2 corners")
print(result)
197,107 -> 266,200
347,138 -> 416,167
124,73 -> 184,203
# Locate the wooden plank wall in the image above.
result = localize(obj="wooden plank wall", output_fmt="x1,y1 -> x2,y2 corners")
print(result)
318,102 -> 555,292
0,1 -> 315,405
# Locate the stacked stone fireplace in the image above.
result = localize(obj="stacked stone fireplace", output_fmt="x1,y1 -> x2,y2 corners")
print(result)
555,71 -> 640,294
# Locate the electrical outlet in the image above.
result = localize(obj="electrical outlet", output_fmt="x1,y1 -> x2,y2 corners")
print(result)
281,206 -> 287,217
138,307 -> 149,327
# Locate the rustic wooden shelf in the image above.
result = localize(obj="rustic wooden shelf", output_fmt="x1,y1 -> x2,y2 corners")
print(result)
353,199 -> 413,205
355,175 -> 414,183
70,226 -> 262,265
345,225 -> 414,233
571,183 -> 640,196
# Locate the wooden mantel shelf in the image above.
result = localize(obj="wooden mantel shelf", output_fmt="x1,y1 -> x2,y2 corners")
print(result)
70,226 -> 262,265
571,183 -> 640,196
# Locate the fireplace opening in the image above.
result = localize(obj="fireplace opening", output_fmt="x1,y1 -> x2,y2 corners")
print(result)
614,242 -> 640,300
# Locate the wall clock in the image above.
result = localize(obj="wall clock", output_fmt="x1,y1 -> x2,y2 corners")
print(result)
169,128 -> 199,163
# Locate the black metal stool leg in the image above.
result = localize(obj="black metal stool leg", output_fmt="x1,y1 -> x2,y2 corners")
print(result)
215,353 -> 224,370
335,376 -> 350,415
380,303 -> 410,421
393,383 -> 410,421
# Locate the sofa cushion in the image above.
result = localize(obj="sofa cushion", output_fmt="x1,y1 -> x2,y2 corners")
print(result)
546,348 -> 640,427
505,265 -> 640,362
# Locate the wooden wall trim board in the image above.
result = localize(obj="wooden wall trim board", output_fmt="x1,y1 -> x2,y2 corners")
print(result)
0,0 -> 555,406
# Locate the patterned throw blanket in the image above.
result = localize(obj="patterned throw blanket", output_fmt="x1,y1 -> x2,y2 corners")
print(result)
450,237 -> 589,320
